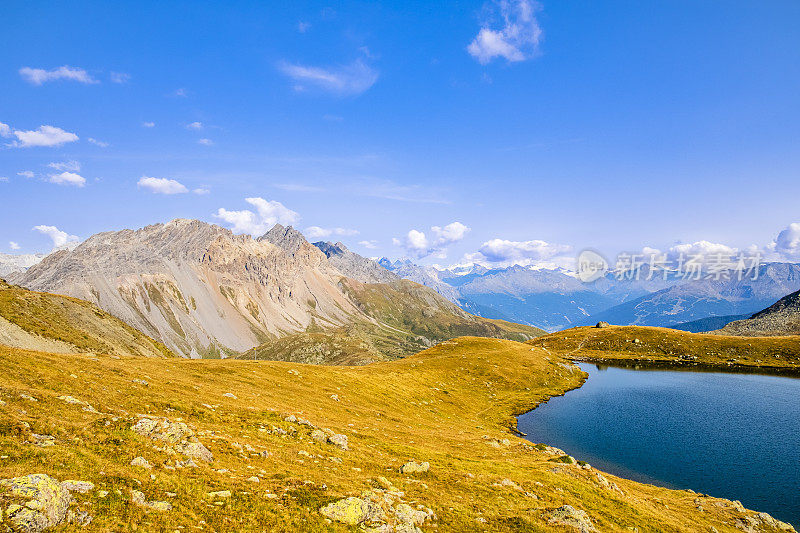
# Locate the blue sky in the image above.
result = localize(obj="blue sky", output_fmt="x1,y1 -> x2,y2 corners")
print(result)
1,1 -> 799,266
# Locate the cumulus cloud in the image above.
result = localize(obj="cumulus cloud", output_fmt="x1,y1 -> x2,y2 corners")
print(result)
8,125 -> 79,147
110,71 -> 131,84
214,197 -> 300,235
137,176 -> 189,194
19,66 -> 98,85
393,222 -> 470,258
467,0 -> 543,64
33,225 -> 80,250
359,240 -> 378,249
767,222 -> 800,261
9,241 -> 20,250
473,238 -> 572,266
304,226 -> 359,240
17,171 -> 34,179
49,172 -> 86,187
88,138 -> 109,147
0,122 -> 11,137
279,59 -> 378,96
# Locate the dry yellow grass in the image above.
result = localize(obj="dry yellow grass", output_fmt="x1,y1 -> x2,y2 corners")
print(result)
0,337 -> 788,531
530,325 -> 800,374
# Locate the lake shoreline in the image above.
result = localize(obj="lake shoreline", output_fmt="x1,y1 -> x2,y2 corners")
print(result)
572,355 -> 800,377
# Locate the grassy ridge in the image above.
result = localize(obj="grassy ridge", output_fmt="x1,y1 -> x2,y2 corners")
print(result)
0,338 -> 783,531
529,325 -> 800,372
0,279 -> 173,358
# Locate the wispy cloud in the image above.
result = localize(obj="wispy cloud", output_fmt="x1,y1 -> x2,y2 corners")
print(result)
358,240 -> 378,249
467,0 -> 543,64
348,178 -> 450,204
193,188 -> 210,195
19,65 -> 99,85
110,71 -> 131,84
187,121 -> 203,130
47,161 -> 81,172
279,59 -> 378,96
197,138 -> 214,146
142,121 -> 155,128
88,137 -> 109,147
137,176 -> 189,194
273,183 -> 327,193
174,88 -> 188,97
304,226 -> 359,240
17,171 -> 34,179
9,241 -> 20,250
297,21 -> 311,33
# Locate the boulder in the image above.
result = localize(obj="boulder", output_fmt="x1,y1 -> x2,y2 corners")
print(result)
131,490 -> 172,512
0,474 -> 72,532
595,321 -> 610,328
547,505 -> 596,532
399,461 -> 430,474
328,433 -> 349,451
319,497 -> 381,526
130,456 -> 152,469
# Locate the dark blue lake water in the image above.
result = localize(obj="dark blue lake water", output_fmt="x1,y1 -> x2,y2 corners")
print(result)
517,363 -> 800,526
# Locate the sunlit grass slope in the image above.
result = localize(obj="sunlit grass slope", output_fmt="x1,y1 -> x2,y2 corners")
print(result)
0,337 -> 785,531
0,279 -> 173,358
530,325 -> 800,372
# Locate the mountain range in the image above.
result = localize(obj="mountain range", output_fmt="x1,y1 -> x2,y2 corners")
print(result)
716,288 -> 800,336
7,220 -> 539,359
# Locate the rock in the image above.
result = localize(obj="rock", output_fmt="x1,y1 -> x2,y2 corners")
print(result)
284,414 -> 297,423
222,392 -> 237,399
61,480 -> 95,494
132,378 -> 149,386
180,441 -> 213,462
329,433 -> 349,451
394,503 -> 429,526
400,461 -> 430,474
547,505 -> 596,533
330,394 -> 340,401
319,497 -> 380,526
28,434 -> 55,448
130,456 -> 152,469
57,395 -> 84,405
0,474 -> 72,532
66,509 -> 93,526
207,490 -> 232,499
131,489 -> 172,511
595,321 -> 610,328
246,476 -> 260,483
311,429 -> 328,443
19,394 -> 38,402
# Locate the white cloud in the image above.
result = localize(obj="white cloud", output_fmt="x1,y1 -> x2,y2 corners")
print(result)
665,241 -> 738,260
304,226 -> 359,240
110,71 -> 131,84
214,197 -> 300,235
33,225 -> 80,250
17,171 -> 34,179
9,125 -> 79,147
197,138 -> 214,146
174,88 -> 187,97
279,59 -> 378,96
142,121 -> 155,128
47,160 -> 80,172
193,188 -> 210,195
187,121 -> 203,130
137,176 -> 188,194
0,122 -> 11,137
19,65 -> 98,85
768,222 -> 800,261
0,177 -> 8,183
273,183 -> 326,193
88,138 -> 109,147
298,21 -> 311,33
49,172 -> 86,187
394,222 -> 470,258
9,241 -> 20,250
359,240 -> 378,249
467,0 -> 543,64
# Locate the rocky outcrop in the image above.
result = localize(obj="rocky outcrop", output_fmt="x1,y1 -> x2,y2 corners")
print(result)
320,485 -> 435,532
131,416 -> 213,462
546,505 -> 596,532
716,289 -> 800,337
0,474 -> 71,532
313,241 -> 398,284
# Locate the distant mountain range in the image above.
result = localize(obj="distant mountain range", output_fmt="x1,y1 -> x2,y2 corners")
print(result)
7,220 -> 539,359
0,252 -> 45,277
380,259 -> 800,332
